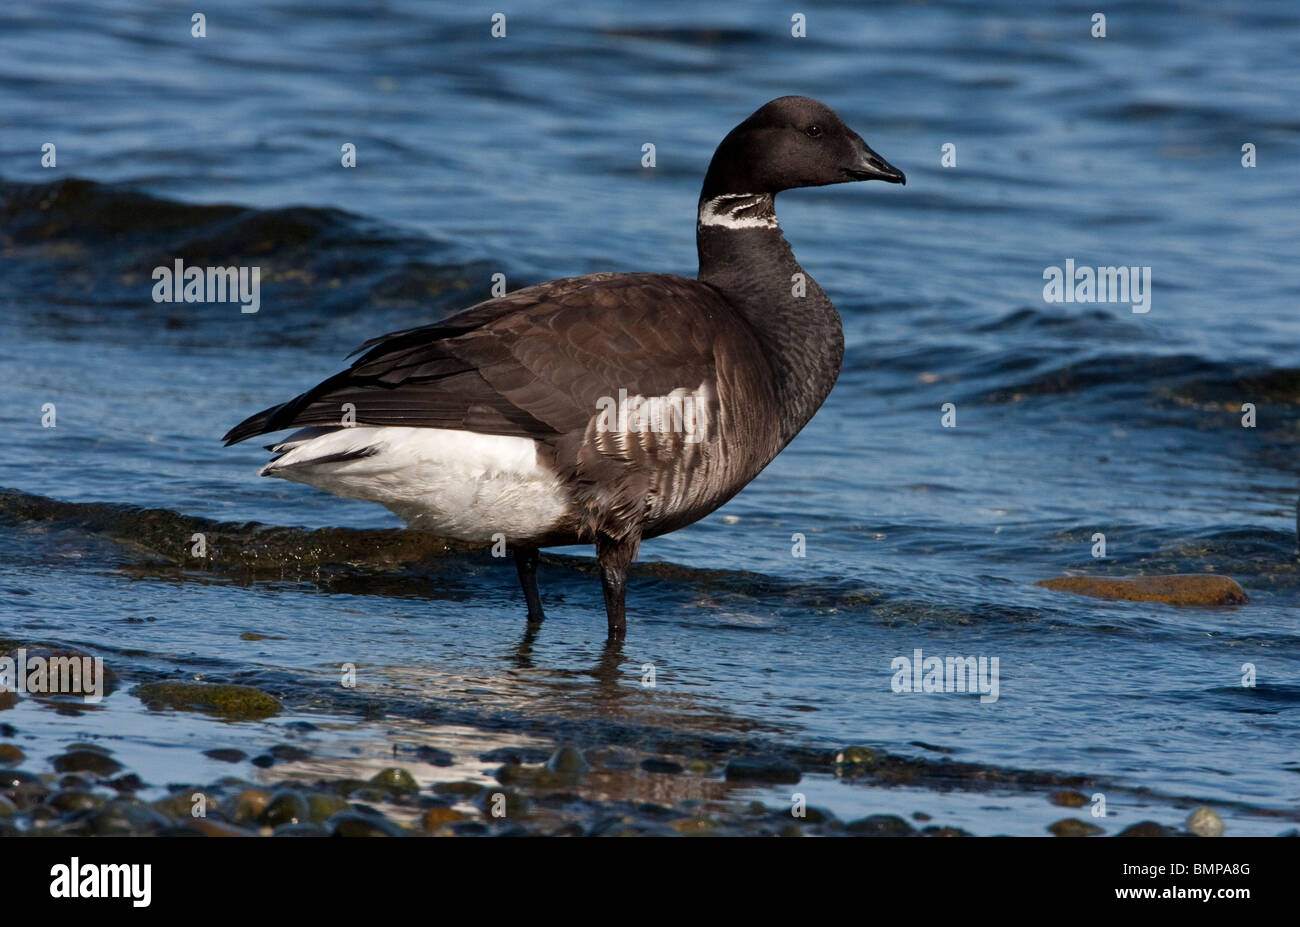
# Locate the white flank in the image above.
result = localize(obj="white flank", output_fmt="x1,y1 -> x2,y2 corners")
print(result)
261,426 -> 570,541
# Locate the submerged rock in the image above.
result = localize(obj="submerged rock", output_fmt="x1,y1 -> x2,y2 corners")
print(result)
134,682 -> 282,720
723,757 -> 802,785
1049,789 -> 1090,808
1035,574 -> 1248,606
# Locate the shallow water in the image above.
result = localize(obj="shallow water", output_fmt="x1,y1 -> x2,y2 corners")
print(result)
2,0 -> 1299,835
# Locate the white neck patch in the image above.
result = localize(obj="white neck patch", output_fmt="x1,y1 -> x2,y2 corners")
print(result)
697,193 -> 779,230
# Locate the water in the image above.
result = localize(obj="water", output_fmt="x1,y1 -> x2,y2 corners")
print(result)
2,0 -> 1298,835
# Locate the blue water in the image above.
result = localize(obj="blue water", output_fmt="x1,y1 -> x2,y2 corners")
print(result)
1,0 -> 1298,835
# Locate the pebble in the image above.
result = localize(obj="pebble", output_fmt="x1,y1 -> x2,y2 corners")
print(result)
1049,789 -> 1090,808
231,788 -> 272,824
369,767 -> 418,795
0,744 -> 25,766
845,814 -> 915,836
1048,817 -> 1104,837
421,806 -> 468,833
260,789 -> 309,827
1186,806 -> 1224,837
1117,820 -> 1175,837
327,811 -> 407,837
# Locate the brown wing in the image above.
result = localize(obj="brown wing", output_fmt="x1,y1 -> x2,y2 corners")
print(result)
222,272 -> 737,447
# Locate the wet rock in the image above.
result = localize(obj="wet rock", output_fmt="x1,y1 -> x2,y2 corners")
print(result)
671,817 -> 721,835
306,793 -> 349,824
327,811 -> 407,837
0,691 -> 17,710
1049,817 -> 1104,837
47,789 -> 104,813
251,755 -> 275,768
421,806 -> 468,833
548,822 -> 585,837
1050,789 -> 1090,808
845,814 -> 915,836
494,763 -> 543,787
0,795 -> 17,818
922,825 -> 971,837
88,799 -> 172,835
268,744 -> 311,763
1186,806 -> 1224,837
108,774 -> 145,793
261,790 -> 310,827
0,744 -> 24,766
545,746 -> 589,781
414,745 -> 454,766
273,822 -> 327,837
3,771 -> 48,809
328,778 -> 369,796
203,748 -> 247,763
640,757 -> 684,775
724,757 -> 801,785
834,745 -> 880,773
1035,574 -> 1248,607
152,790 -> 210,820
51,747 -> 122,776
368,767 -> 418,795
1117,820 -> 1175,837
231,788 -> 272,824
134,682 -> 282,720
432,780 -> 484,798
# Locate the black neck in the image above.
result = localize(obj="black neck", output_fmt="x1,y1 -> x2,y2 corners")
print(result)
695,193 -> 844,445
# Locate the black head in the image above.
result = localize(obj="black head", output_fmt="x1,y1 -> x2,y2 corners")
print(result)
699,96 -> 905,201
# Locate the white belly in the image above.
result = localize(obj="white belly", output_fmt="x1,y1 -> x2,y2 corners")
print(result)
260,426 -> 571,541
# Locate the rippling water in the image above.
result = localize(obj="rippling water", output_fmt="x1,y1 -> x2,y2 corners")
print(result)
2,0 -> 1298,835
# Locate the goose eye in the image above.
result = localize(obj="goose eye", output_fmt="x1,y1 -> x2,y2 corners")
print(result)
804,125 -> 823,138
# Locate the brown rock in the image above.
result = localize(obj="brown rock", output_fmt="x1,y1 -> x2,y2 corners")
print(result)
421,806 -> 468,834
1035,574 -> 1248,607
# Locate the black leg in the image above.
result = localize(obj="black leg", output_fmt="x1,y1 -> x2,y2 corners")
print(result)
595,532 -> 639,639
514,546 -> 545,624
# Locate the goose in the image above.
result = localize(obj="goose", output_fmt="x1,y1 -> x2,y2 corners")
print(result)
223,96 -> 905,639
